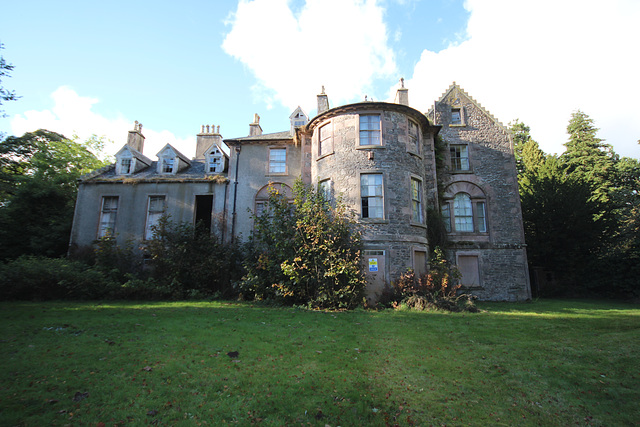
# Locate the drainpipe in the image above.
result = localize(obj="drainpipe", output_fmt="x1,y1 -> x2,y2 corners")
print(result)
222,179 -> 229,242
231,145 -> 241,242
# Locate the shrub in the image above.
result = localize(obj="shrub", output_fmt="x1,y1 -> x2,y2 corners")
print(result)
93,233 -> 142,282
144,216 -> 244,299
240,179 -> 366,309
0,255 -> 116,300
387,248 -> 478,312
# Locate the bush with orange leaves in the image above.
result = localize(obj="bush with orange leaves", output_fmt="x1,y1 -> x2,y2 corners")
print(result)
384,248 -> 478,312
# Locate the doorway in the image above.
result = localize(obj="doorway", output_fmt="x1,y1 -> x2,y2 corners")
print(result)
195,195 -> 213,233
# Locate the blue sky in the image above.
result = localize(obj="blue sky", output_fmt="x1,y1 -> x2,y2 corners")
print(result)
2,0 -> 639,159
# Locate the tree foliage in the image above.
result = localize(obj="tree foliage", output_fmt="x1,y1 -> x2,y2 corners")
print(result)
0,42 -> 19,120
513,113 -> 640,298
241,179 -> 366,309
0,130 -> 108,259
144,216 -> 244,299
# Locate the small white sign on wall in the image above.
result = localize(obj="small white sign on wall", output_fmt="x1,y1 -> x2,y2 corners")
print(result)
368,258 -> 378,272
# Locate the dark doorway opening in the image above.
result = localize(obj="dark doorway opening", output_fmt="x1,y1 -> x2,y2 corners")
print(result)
195,195 -> 213,233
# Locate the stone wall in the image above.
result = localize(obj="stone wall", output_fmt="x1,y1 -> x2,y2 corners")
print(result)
434,84 -> 530,301
306,102 -> 438,296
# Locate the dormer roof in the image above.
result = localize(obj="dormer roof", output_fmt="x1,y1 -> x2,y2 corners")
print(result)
156,143 -> 191,166
115,144 -> 152,166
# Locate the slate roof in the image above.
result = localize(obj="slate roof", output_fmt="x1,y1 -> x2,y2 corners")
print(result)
225,130 -> 293,144
80,160 -> 227,183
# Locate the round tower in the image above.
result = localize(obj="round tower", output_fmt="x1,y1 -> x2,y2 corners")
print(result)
305,101 -> 440,300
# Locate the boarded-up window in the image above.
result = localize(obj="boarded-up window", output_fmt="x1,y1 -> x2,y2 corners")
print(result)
458,255 -> 480,286
414,250 -> 427,277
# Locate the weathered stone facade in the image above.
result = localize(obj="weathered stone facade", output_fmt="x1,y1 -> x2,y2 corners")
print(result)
430,84 -> 530,300
70,83 -> 531,301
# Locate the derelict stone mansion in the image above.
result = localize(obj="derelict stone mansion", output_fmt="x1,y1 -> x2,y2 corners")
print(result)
69,82 -> 531,301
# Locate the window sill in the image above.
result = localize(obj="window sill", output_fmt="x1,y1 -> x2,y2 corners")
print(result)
266,173 -> 288,177
317,152 -> 334,161
449,124 -> 466,127
361,218 -> 389,224
450,169 -> 473,174
407,150 -> 423,159
447,233 -> 490,242
410,222 -> 427,230
356,145 -> 386,150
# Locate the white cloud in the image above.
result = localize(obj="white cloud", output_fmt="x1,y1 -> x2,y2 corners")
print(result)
222,0 -> 397,113
10,86 -> 193,159
404,0 -> 640,157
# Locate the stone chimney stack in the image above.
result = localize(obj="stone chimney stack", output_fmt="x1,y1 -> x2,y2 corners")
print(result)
195,124 -> 223,159
317,86 -> 329,115
395,78 -> 409,106
249,114 -> 262,136
127,121 -> 145,153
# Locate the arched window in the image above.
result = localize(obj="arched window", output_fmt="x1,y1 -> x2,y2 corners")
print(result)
441,182 -> 488,234
254,183 -> 293,217
453,193 -> 473,232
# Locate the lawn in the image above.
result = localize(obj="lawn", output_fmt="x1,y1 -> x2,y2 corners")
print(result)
0,299 -> 638,426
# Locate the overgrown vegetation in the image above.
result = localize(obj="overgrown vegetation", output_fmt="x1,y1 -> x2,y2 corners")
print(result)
1,216 -> 245,301
1,300 -> 638,426
382,248 -> 477,312
0,130 -> 109,259
240,179 -> 366,309
145,216 -> 244,299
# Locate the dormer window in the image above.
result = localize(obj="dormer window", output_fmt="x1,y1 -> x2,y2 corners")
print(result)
289,106 -> 309,136
161,157 -> 174,173
120,158 -> 132,174
155,144 -> 190,175
207,148 -> 223,173
117,151 -> 133,175
294,113 -> 306,127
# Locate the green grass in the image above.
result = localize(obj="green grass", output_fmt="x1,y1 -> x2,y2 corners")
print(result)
0,300 -> 638,426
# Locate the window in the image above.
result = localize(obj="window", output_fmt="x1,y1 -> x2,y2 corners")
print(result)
476,201 -> 487,233
318,179 -> 332,201
453,193 -> 473,232
319,123 -> 333,157
98,196 -> 118,238
451,108 -> 462,125
408,120 -> 419,153
269,148 -> 286,174
441,204 -> 452,232
414,250 -> 427,277
120,158 -> 132,174
450,145 -> 470,171
254,183 -> 293,221
442,193 -> 488,233
361,173 -> 384,219
458,255 -> 480,286
118,153 -> 133,175
255,201 -> 267,217
411,177 -> 423,223
145,196 -> 166,240
161,157 -> 174,173
359,114 -> 381,146
208,148 -> 223,173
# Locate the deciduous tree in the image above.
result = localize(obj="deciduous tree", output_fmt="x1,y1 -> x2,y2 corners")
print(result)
0,130 -> 108,259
